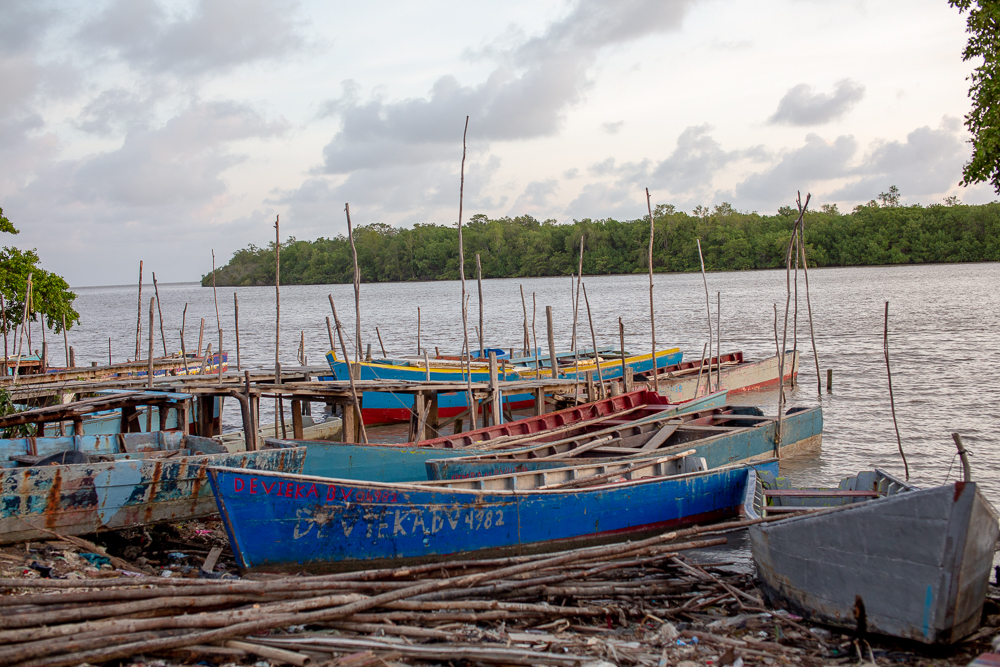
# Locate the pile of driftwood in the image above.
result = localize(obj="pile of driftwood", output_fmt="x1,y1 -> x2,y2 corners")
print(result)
0,518 -> 997,667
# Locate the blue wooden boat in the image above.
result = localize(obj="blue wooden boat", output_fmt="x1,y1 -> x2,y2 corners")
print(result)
208,458 -> 777,573
425,405 -> 823,481
322,351 -> 533,425
0,432 -> 305,544
521,347 -> 684,382
745,466 -> 999,644
264,390 -> 730,482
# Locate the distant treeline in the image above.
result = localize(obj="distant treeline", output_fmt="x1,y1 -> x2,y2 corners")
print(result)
203,201 -> 1000,286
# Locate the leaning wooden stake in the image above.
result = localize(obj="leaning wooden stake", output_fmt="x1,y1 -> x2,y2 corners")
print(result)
619,318 -> 626,384
572,237 -> 584,399
476,253 -> 484,358
274,215 -> 282,437
694,343 -> 708,398
531,293 -> 538,371
519,285 -> 530,355
326,317 -> 335,354
545,306 -> 557,380
147,298 -> 155,390
796,207 -> 821,395
456,116 -> 475,414
61,314 -> 69,367
180,304 -> 190,375
646,188 -> 659,393
416,307 -> 421,355
233,293 -> 241,371
1,292 -> 8,375
330,295 -> 369,444
134,261 -> 143,360
695,239 -> 712,392
12,273 -> 31,382
375,327 -> 386,357
197,318 -> 205,357
152,273 -> 168,358
345,203 -> 362,363
211,251 -> 221,336
884,301 -> 909,480
581,284 -> 606,398
776,193 -> 810,452
716,292 -> 721,390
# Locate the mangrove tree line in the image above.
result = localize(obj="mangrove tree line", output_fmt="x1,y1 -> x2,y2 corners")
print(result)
203,199 -> 1000,286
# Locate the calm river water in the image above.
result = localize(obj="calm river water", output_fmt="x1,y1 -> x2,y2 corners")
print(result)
63,262 -> 1000,506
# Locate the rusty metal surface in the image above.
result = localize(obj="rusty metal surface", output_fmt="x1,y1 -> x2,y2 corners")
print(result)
747,478 -> 999,644
0,446 -> 305,544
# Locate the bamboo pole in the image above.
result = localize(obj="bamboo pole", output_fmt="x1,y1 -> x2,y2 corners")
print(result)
476,253 -> 484,358
345,203 -> 362,364
694,343 -> 708,398
646,188 -> 659,393
233,293 -> 241,372
217,330 -> 223,386
134,261 -> 142,360
519,285 -> 530,355
776,193 -> 810,452
796,209 -> 821,395
884,301 -> 908,480
695,239 -> 712,392
571,237 -> 584,353
581,283 -> 605,398
197,318 -> 205,357
61,314 -> 69,367
180,304 -> 190,375
152,273 -> 168,358
416,307 -> 421,355
545,306 -> 557,380
12,273 -> 31,382
375,327 -> 386,357
326,317 -> 335,355
457,116 -> 474,414
108,337 -> 111,367
618,317 -> 627,389
330,296 -> 368,444
773,304 -> 779,356
0,292 -> 7,375
274,215 -> 282,439
147,298 -> 155,390
531,293 -> 538,373
716,292 -> 721,389
572,238 -> 584,400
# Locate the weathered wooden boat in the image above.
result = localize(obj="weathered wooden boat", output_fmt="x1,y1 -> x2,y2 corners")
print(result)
744,466 -> 999,644
322,351 -> 533,425
208,457 -> 777,573
0,432 -> 306,544
39,389 -> 222,437
650,351 -> 798,402
425,404 -> 822,481
264,390 -> 729,482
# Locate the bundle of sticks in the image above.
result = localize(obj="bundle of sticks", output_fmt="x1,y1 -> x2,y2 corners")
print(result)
0,517 -> 902,667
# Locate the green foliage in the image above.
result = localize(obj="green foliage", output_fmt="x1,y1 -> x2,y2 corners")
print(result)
0,387 -> 34,437
204,202 -> 1000,286
0,206 -> 80,338
951,0 -> 1000,191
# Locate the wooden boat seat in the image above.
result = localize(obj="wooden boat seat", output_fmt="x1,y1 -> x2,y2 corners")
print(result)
764,489 -> 879,498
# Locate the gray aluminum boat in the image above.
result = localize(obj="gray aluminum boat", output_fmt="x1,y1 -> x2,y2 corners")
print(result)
744,467 -> 999,644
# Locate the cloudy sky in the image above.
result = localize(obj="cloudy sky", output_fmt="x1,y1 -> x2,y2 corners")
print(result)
0,0 -> 991,285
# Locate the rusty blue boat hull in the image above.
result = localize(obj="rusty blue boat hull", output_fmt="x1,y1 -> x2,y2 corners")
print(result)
746,471 -> 1000,644
0,432 -> 306,544
208,459 -> 777,573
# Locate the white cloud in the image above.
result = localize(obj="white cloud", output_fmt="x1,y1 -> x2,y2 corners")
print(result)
768,79 -> 866,126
